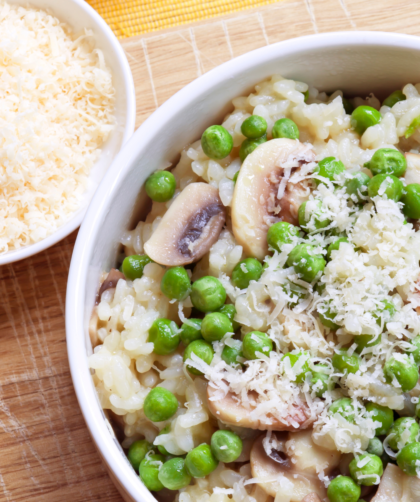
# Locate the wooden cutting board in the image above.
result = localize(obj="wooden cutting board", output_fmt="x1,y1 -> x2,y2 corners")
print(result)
0,1 -> 419,500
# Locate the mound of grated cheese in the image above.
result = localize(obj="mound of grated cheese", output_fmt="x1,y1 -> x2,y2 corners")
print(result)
0,2 -> 115,253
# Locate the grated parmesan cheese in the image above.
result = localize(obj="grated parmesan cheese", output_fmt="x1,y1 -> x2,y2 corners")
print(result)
0,2 -> 115,253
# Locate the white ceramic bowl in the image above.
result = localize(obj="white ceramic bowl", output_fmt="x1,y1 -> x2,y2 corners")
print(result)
0,0 -> 135,265
66,31 -> 420,501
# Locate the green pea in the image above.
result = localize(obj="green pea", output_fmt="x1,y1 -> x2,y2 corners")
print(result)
384,355 -> 419,392
351,105 -> 381,135
143,387 -> 178,422
367,437 -> 384,457
201,125 -> 233,160
342,97 -> 354,115
180,319 -> 203,346
416,402 -> 420,419
217,304 -> 240,331
368,174 -> 404,201
183,339 -> 214,375
349,453 -> 383,486
267,221 -> 300,252
239,134 -> 267,162
318,303 -> 339,330
405,115 -> 420,138
158,457 -> 192,490
327,475 -> 361,502
282,351 -> 311,383
139,453 -> 165,491
314,156 -> 345,186
387,417 -> 419,451
383,90 -> 406,108
211,430 -> 243,463
355,334 -> 382,354
128,440 -> 153,471
185,444 -> 218,478
315,281 -> 326,295
282,282 -> 308,308
332,350 -> 360,375
145,171 -> 176,202
221,340 -> 244,367
397,442 -> 420,476
327,237 -> 348,260
201,312 -> 233,342
329,398 -> 355,422
402,183 -> 420,219
408,335 -> 420,365
122,254 -> 152,280
160,267 -> 191,301
365,148 -> 407,178
287,243 -> 326,283
156,426 -> 171,455
242,331 -> 273,360
311,364 -> 335,397
345,172 -> 371,203
311,370 -> 331,398
365,403 -> 394,436
148,319 -> 180,356
191,276 -> 226,312
303,90 -> 309,102
232,171 -> 239,184
272,118 -> 299,140
241,115 -> 267,139
298,200 -> 331,232
373,299 -> 397,329
231,258 -> 263,289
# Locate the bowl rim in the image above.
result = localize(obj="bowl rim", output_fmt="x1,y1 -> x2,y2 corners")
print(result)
66,30 -> 420,501
0,0 -> 136,266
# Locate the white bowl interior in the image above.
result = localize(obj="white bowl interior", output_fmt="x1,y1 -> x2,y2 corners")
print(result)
67,32 -> 420,502
0,0 -> 135,265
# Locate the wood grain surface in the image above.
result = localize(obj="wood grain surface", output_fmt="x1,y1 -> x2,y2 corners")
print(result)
0,0 -> 418,500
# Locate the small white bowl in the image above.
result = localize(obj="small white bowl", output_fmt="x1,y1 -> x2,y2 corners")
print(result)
66,31 -> 420,501
0,0 -> 135,265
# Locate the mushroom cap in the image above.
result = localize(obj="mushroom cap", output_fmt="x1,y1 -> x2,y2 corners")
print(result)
231,138 -> 315,260
207,385 -> 314,431
144,182 -> 226,266
250,433 -> 329,501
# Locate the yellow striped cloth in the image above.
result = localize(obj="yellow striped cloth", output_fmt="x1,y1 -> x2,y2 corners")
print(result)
86,0 -> 280,38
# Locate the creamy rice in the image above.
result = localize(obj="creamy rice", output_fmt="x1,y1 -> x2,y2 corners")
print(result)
89,75 -> 420,502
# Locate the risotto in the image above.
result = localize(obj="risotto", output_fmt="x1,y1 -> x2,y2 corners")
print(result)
89,76 -> 420,502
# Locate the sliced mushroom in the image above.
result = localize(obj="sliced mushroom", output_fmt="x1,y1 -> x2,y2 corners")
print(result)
231,139 -> 314,260
89,307 -> 99,348
371,463 -> 420,502
207,385 -> 314,431
248,484 -> 273,502
405,152 -> 420,185
144,182 -> 226,266
250,431 -> 340,501
97,268 -> 125,303
301,495 -> 322,502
